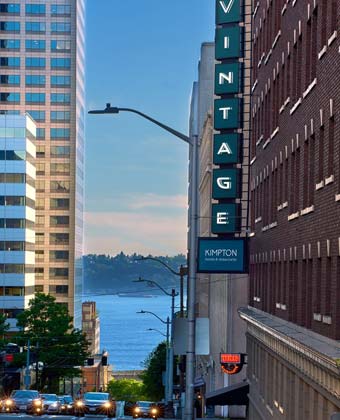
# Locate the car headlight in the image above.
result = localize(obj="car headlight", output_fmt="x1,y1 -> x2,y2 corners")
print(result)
34,400 -> 42,406
5,399 -> 13,406
51,402 -> 58,407
67,404 -> 72,408
135,407 -> 141,413
103,402 -> 111,408
151,408 -> 158,414
76,401 -> 84,407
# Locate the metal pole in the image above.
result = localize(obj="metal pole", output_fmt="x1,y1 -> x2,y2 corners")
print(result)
165,317 -> 170,402
24,339 -> 31,390
184,134 -> 198,420
168,290 -> 175,409
180,266 -> 184,317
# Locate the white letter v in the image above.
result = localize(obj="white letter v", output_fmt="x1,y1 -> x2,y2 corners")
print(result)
219,0 -> 235,14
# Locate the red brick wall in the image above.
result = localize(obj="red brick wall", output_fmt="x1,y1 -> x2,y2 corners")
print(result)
249,0 -> 340,339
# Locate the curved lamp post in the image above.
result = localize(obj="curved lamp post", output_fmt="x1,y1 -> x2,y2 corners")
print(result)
138,310 -> 170,403
135,256 -> 188,316
89,103 -> 198,420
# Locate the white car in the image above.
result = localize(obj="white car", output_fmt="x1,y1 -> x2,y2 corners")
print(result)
41,393 -> 61,414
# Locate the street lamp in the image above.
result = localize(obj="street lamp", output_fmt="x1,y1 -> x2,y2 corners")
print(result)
135,278 -> 178,406
135,256 -> 188,316
147,328 -> 167,338
89,103 -> 198,420
138,310 -> 170,404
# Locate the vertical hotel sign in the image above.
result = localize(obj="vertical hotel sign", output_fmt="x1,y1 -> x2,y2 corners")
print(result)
198,0 -> 247,274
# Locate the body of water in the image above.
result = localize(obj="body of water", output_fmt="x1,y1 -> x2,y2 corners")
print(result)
88,294 -> 177,371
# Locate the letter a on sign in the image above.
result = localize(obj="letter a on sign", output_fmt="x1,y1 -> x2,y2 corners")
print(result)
216,0 -> 241,24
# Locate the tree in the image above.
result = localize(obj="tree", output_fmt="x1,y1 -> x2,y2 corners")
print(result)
140,342 -> 166,401
0,312 -> 10,345
15,293 -> 89,392
107,378 -> 147,402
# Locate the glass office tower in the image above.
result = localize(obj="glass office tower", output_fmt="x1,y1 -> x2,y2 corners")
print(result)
0,1 -> 85,327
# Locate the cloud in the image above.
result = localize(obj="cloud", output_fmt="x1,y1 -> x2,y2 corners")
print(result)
84,209 -> 187,256
127,193 -> 187,210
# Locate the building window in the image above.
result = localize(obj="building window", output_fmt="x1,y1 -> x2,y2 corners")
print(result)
25,39 -> 45,50
0,4 -> 20,14
25,57 -> 46,68
50,215 -> 69,226
36,180 -> 45,191
51,75 -> 70,86
25,4 -> 46,15
50,163 -> 70,175
51,57 -> 71,69
50,233 -> 69,245
51,39 -> 71,51
51,22 -> 71,33
50,250 -> 69,261
0,39 -> 20,49
51,111 -> 70,122
25,22 -> 46,33
36,216 -> 44,226
49,267 -> 69,278
36,232 -> 44,244
0,74 -> 20,85
25,74 -> 45,86
50,128 -> 70,139
0,21 -> 20,32
26,110 -> 45,122
35,198 -> 44,209
50,198 -> 69,209
36,128 -> 45,139
0,56 -> 20,67
50,93 -> 70,104
50,180 -> 70,193
50,146 -> 70,157
36,145 -> 45,158
26,92 -> 45,104
51,4 -> 71,15
35,285 -> 43,293
0,92 -> 19,102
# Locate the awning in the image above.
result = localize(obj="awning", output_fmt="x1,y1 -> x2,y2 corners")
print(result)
205,382 -> 249,406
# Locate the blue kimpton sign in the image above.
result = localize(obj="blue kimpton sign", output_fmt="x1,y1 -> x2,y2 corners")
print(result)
197,238 -> 247,273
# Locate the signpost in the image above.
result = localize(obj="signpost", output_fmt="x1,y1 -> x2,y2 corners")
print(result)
197,0 -> 249,274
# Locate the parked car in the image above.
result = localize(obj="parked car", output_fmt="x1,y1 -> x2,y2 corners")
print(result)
3,389 -> 43,415
133,401 -> 159,419
58,395 -> 74,415
41,393 -> 61,414
74,392 -> 115,417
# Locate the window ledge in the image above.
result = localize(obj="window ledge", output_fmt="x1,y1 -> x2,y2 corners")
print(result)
264,49 -> 272,65
250,156 -> 257,166
316,180 -> 324,190
328,31 -> 337,47
277,204 -> 283,211
253,2 -> 259,18
288,212 -> 299,221
252,79 -> 258,92
262,137 -> 271,149
322,315 -> 332,325
325,175 -> 334,185
255,216 -> 262,224
262,225 -> 270,232
272,30 -> 281,50
292,0 -> 298,6
303,78 -> 317,99
313,313 -> 322,322
269,221 -> 278,229
290,98 -> 302,115
300,205 -> 314,216
281,304 -> 287,311
249,231 -> 255,237
282,201 -> 288,209
279,104 -> 285,114
256,134 -> 264,146
335,194 -> 340,202
281,3 -> 287,15
284,97 -> 290,107
271,126 -> 279,140
318,45 -> 327,60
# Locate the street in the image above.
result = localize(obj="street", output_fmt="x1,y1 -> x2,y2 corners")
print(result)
0,416 -> 119,420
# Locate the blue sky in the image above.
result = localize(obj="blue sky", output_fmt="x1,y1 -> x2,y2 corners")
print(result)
85,1 -> 214,256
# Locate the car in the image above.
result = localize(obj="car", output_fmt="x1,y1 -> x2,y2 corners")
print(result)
41,393 -> 61,414
3,389 -> 43,415
74,391 -> 115,417
58,395 -> 74,415
133,401 -> 159,419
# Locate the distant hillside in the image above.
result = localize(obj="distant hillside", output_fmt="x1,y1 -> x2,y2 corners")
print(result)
83,253 -> 187,295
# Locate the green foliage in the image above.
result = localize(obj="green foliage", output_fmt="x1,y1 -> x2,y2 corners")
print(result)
15,293 -> 90,392
107,378 -> 147,402
83,253 -> 186,294
140,342 -> 166,401
0,312 -> 10,346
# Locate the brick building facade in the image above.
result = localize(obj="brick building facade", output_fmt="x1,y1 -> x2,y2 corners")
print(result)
239,0 -> 340,418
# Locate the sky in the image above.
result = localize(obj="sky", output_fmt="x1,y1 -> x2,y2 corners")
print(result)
85,1 -> 215,256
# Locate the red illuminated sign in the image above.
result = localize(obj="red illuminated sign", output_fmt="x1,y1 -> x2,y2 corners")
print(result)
220,353 -> 241,364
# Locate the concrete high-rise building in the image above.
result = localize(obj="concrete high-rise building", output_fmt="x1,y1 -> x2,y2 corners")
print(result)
82,301 -> 100,356
0,0 -> 85,327
0,114 -> 36,331
240,0 -> 340,418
